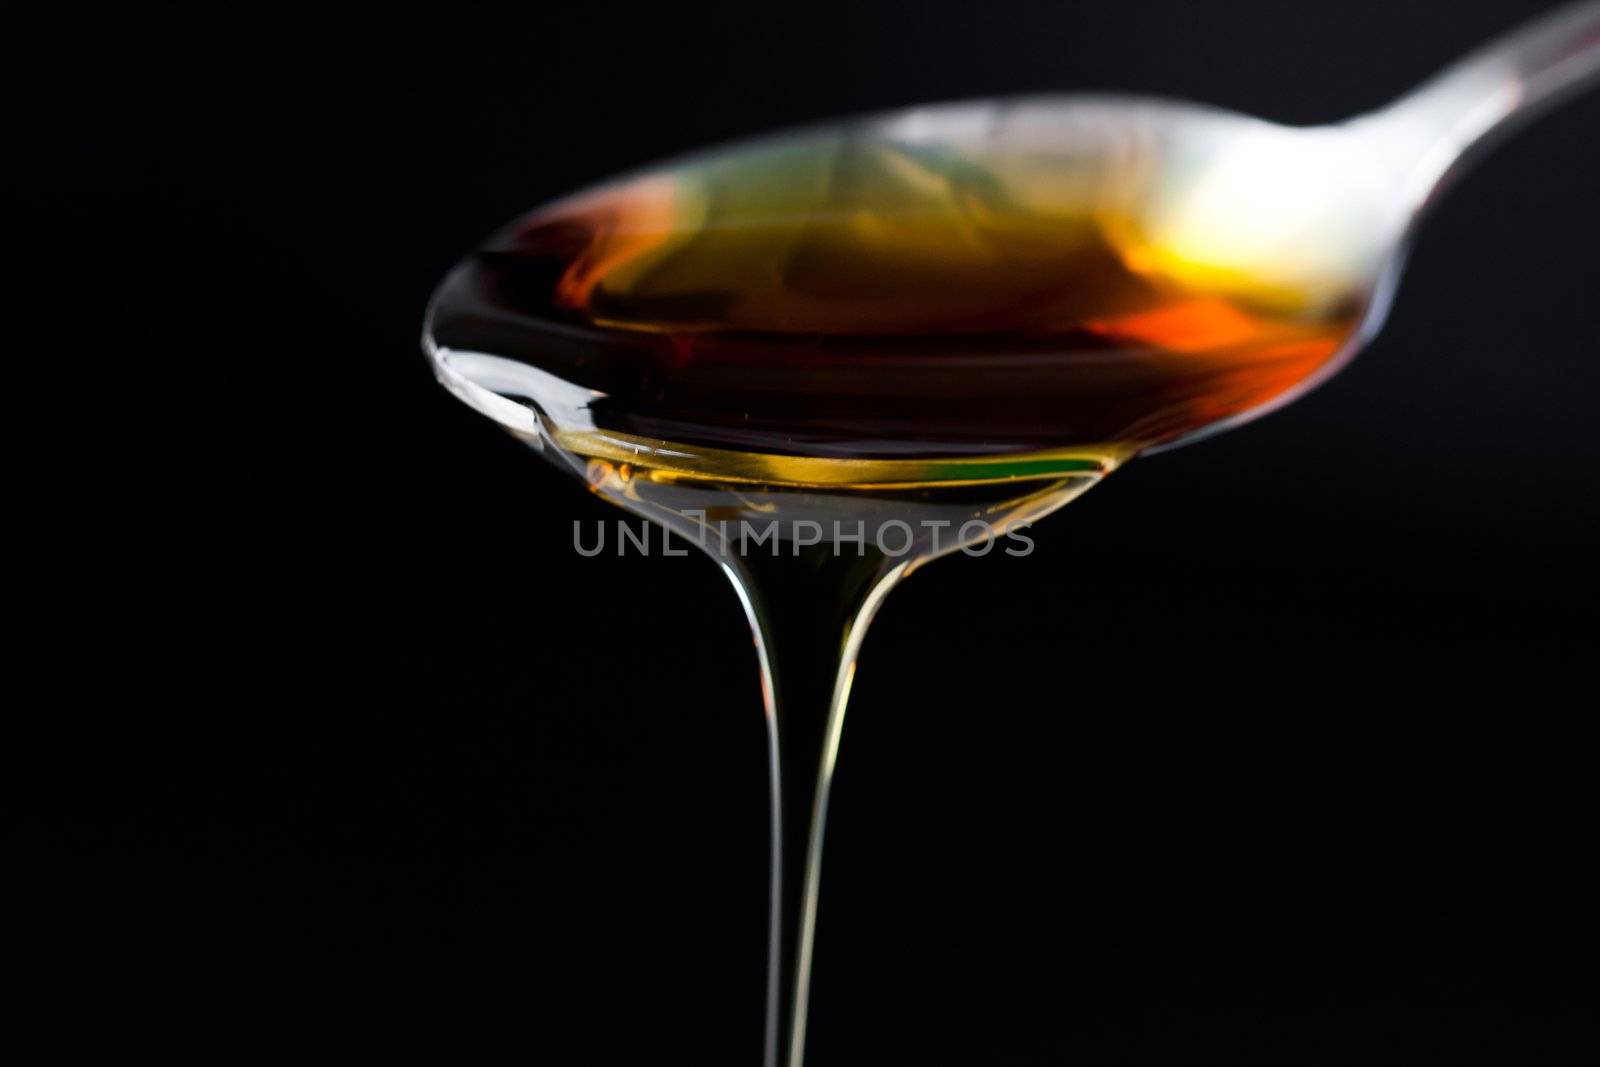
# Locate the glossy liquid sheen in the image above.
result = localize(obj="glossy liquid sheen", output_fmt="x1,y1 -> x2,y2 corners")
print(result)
427,101 -> 1372,499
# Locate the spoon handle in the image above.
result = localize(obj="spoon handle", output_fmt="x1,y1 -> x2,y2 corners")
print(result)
1351,1 -> 1600,209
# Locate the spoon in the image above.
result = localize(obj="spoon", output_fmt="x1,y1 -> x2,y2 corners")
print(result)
424,6 -> 1600,1066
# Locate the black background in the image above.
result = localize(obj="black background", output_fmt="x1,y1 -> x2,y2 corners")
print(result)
12,1 -> 1598,1063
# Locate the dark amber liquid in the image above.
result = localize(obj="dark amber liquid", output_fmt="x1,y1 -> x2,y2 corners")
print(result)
428,119 -> 1364,469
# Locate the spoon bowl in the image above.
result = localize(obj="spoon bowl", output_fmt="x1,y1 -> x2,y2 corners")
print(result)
427,97 -> 1402,464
